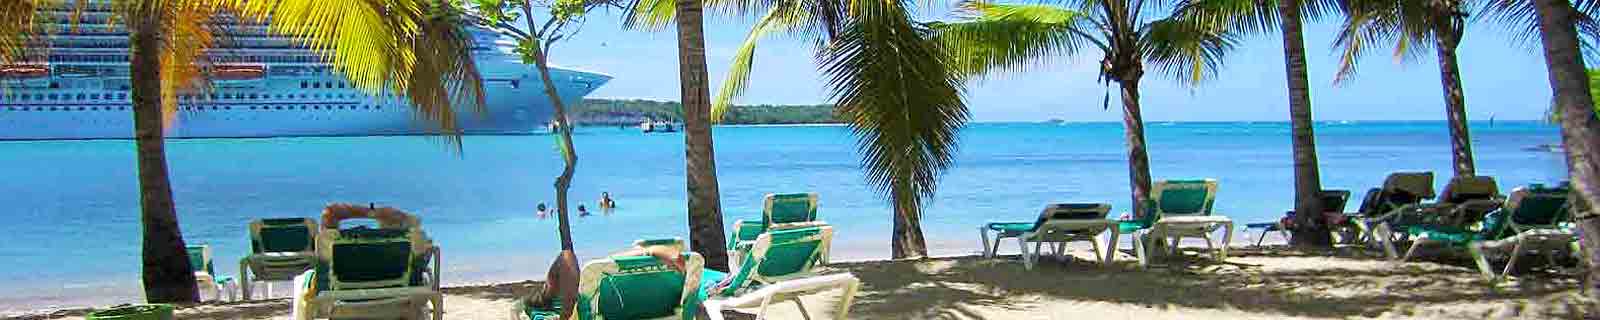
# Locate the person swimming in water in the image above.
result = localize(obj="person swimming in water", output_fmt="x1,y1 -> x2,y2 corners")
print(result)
577,205 -> 590,217
536,202 -> 549,219
598,192 -> 617,210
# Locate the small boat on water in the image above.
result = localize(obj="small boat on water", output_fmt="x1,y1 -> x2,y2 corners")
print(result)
641,120 -> 677,133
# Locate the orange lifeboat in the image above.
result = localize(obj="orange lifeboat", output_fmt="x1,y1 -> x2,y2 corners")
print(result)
0,64 -> 49,79
212,64 -> 265,81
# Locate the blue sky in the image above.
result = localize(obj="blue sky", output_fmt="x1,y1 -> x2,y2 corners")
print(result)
544,8 -> 1552,122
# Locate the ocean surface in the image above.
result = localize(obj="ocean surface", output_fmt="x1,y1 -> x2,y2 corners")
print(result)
0,121 -> 1569,313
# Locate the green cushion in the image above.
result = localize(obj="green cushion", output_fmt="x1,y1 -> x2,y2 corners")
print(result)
1407,225 -> 1479,245
329,228 -> 413,286
1118,220 -> 1150,233
186,246 -> 208,275
764,193 -> 816,227
986,222 -> 1035,233
711,226 -> 826,298
595,255 -> 687,320
257,225 -> 312,253
1158,181 -> 1213,215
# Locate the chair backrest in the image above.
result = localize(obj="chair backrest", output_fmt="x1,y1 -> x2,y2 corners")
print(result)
580,251 -> 704,320
186,245 -> 214,276
1440,176 -> 1500,204
1319,190 -> 1352,213
762,193 -> 818,228
318,227 -> 418,290
1026,203 -> 1111,240
251,218 -> 316,254
716,223 -> 834,297
1503,185 -> 1571,230
1381,171 -> 1436,204
1149,179 -> 1218,218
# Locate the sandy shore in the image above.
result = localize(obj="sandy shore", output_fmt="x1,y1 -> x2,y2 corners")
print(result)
9,244 -> 1591,320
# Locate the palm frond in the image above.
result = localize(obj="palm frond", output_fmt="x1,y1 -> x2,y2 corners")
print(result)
712,3 -> 810,122
933,2 -> 1096,78
228,0 -> 485,145
160,0 -> 221,125
0,0 -> 43,65
1140,16 -> 1236,86
820,0 -> 968,213
1332,0 -> 1449,83
1484,0 -> 1600,60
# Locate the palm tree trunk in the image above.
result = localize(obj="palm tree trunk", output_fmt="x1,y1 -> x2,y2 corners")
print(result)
891,181 -> 928,259
130,17 -> 198,303
530,47 -> 577,251
1117,78 -> 1153,218
1435,33 -> 1475,177
1532,0 -> 1600,298
1280,0 -> 1330,247
675,0 -> 730,272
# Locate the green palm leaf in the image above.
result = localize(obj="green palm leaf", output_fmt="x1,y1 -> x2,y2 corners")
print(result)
932,2 -> 1097,78
1140,16 -> 1237,85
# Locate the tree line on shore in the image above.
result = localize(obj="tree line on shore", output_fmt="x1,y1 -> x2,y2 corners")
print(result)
573,98 -> 841,125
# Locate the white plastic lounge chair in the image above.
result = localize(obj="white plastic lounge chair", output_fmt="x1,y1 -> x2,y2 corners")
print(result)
1116,179 -> 1234,268
239,218 -> 318,300
980,203 -> 1118,269
1466,185 -> 1573,282
188,244 -> 238,302
702,223 -> 859,320
292,208 -> 442,320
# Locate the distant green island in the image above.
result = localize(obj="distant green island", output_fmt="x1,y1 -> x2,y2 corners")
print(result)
573,99 -> 842,125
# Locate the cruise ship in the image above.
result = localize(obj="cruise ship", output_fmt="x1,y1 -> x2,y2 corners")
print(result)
0,7 -> 610,140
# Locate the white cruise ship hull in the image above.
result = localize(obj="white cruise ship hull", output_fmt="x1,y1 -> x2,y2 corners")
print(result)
0,7 -> 609,140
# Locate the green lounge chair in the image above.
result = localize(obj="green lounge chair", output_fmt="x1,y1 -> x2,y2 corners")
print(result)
1376,175 -> 1501,258
980,203 -> 1118,268
1404,185 -> 1573,282
187,244 -> 238,302
727,193 -> 819,256
700,223 -> 859,320
1115,179 -> 1234,268
521,242 -> 706,320
292,224 -> 442,320
1244,190 -> 1351,247
239,218 -> 318,300
1341,172 -> 1436,253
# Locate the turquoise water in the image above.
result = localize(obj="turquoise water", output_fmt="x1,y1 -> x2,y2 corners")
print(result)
0,121 -> 1568,313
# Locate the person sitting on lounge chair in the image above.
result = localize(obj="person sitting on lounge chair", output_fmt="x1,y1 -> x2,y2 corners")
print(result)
522,245 -> 687,319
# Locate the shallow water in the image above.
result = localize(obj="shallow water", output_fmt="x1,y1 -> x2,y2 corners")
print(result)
0,121 -> 1566,313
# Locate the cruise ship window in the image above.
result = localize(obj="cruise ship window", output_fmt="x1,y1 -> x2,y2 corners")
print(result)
48,82 -> 58,89
210,94 -> 217,100
249,106 -> 257,110
76,94 -> 85,100
223,94 -> 232,100
32,94 -> 41,100
249,94 -> 258,99
312,82 -> 320,89
274,106 -> 283,110
299,94 -> 307,99
90,107 -> 98,111
118,93 -> 126,100
91,94 -> 101,100
76,107 -> 85,111
300,81 -> 308,89
324,82 -> 333,88
46,94 -> 57,100
300,106 -> 307,110
338,82 -> 345,88
224,106 -> 231,110
18,95 -> 28,101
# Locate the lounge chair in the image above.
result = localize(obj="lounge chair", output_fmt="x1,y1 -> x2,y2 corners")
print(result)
727,193 -> 819,258
1376,175 -> 1502,258
292,207 -> 442,320
187,245 -> 238,302
1404,185 -> 1573,282
1116,179 -> 1234,268
1244,190 -> 1351,247
979,203 -> 1118,268
520,242 -> 706,320
239,218 -> 318,300
701,223 -> 859,320
1339,172 -> 1436,254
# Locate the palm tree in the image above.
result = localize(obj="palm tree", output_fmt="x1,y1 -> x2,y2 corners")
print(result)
634,0 -> 970,259
934,1 -> 1238,221
3,0 -> 484,302
1334,0 -> 1477,177
1523,0 -> 1600,298
621,0 -> 731,270
1177,0 -> 1336,247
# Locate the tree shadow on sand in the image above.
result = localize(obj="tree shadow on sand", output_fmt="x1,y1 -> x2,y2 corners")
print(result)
830,248 -> 1589,319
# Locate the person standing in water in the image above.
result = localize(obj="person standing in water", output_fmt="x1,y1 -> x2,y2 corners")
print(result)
598,192 -> 617,210
577,205 -> 591,217
535,202 -> 549,219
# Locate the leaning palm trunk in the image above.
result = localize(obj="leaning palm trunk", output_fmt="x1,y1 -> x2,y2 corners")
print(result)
1117,79 -> 1154,217
129,14 -> 197,303
1435,18 -> 1475,177
675,0 -> 730,271
1531,0 -> 1600,298
1280,0 -> 1330,247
